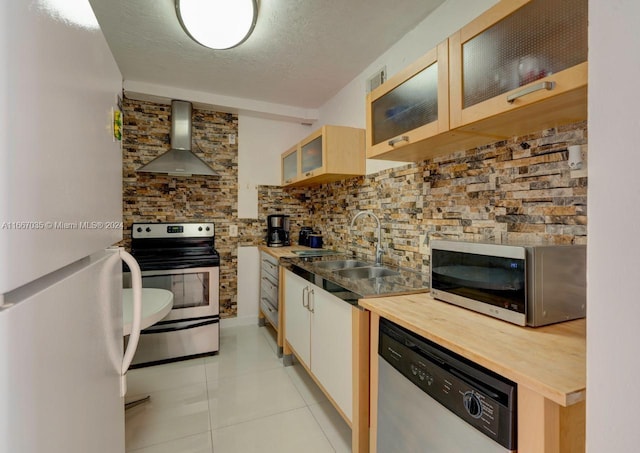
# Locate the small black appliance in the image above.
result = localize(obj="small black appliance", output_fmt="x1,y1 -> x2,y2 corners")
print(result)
267,214 -> 290,247
298,227 -> 314,246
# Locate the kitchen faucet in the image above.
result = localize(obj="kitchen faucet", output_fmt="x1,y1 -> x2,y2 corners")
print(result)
350,210 -> 384,265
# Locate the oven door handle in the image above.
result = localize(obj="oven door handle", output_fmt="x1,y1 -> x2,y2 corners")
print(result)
120,249 -> 143,387
142,317 -> 219,333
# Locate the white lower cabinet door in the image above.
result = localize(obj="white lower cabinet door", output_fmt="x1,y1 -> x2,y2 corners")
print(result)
284,270 -> 311,367
310,286 -> 353,422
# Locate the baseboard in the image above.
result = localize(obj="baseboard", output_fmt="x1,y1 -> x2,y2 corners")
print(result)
220,315 -> 260,329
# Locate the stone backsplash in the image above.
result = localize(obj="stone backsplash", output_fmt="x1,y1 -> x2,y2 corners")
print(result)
121,96 -> 586,318
255,122 -> 588,276
121,98 -> 239,318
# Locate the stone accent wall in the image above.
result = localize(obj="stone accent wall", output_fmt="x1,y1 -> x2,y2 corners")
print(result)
259,122 -> 588,275
121,99 -> 586,319
121,98 -> 239,318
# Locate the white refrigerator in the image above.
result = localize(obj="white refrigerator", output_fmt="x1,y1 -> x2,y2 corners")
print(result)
0,2 -> 137,452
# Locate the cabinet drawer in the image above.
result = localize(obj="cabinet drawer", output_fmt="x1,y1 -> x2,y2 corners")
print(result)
260,298 -> 278,329
261,276 -> 278,304
261,258 -> 279,282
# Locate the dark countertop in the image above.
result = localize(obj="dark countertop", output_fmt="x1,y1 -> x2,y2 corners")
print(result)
279,254 -> 430,305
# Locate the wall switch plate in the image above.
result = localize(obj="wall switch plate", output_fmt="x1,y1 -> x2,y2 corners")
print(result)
228,134 -> 236,145
229,224 -> 238,237
570,144 -> 588,179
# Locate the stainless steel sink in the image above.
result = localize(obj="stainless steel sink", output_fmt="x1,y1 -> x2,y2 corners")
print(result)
334,266 -> 400,279
314,260 -> 370,270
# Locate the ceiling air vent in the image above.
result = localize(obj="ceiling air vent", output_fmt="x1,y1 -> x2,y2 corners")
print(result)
367,66 -> 387,93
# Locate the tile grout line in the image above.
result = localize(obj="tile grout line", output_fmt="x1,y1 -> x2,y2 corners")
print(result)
126,431 -> 213,453
306,401 -> 343,453
203,360 -> 215,452
127,325 -> 344,452
210,405 -> 315,435
206,330 -> 298,445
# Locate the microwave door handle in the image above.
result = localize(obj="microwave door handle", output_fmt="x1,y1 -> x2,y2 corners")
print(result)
120,250 -> 142,389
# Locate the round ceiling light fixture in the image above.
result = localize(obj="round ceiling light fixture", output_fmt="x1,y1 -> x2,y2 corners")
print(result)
176,0 -> 258,50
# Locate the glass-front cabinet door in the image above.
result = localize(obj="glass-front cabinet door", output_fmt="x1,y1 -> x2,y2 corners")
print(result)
281,145 -> 299,185
281,125 -> 365,187
300,131 -> 324,177
366,41 -> 449,161
449,0 -> 588,130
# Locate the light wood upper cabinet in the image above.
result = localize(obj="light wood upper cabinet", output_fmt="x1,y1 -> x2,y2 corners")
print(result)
366,40 -> 452,162
366,0 -> 588,162
281,145 -> 300,186
449,0 -> 588,137
281,125 -> 365,187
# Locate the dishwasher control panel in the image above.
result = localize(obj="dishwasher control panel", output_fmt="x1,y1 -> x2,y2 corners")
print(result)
379,318 -> 517,450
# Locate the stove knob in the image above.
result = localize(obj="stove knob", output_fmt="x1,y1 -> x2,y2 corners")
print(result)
206,226 -> 210,231
136,227 -> 142,233
463,391 -> 483,419
198,226 -> 203,231
145,227 -> 151,233
410,364 -> 418,376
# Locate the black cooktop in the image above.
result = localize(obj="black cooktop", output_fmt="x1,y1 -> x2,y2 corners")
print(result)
128,222 -> 220,271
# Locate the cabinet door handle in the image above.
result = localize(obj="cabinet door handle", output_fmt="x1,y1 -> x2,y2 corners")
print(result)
388,135 -> 409,147
305,171 -> 312,177
308,289 -> 315,313
302,286 -> 309,308
507,81 -> 555,103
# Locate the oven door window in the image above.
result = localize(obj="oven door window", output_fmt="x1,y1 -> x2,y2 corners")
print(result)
142,272 -> 209,309
431,249 -> 526,314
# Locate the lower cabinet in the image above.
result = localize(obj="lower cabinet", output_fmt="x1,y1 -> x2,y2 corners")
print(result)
283,270 -> 312,365
310,279 -> 353,421
283,269 -> 353,421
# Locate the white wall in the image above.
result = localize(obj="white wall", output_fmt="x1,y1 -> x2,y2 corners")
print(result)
238,114 -> 311,218
587,0 -> 640,450
235,115 -> 310,322
227,246 -> 261,327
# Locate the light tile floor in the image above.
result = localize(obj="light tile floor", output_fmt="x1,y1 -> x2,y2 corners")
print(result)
125,324 -> 352,453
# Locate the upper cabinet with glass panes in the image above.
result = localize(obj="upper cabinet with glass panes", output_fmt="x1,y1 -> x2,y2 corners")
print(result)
366,0 -> 588,162
280,125 -> 365,187
449,0 -> 587,135
281,145 -> 300,186
366,41 -> 450,161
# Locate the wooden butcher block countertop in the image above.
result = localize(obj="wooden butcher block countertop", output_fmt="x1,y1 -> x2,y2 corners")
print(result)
257,245 -> 313,259
360,293 -> 586,407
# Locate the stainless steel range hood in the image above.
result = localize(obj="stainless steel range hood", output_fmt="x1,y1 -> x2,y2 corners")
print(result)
137,100 -> 217,177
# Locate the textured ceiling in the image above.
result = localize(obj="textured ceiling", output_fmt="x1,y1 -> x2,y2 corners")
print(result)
91,0 -> 446,109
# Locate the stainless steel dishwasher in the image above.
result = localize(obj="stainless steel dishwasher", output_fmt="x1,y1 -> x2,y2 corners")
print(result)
376,318 -> 517,453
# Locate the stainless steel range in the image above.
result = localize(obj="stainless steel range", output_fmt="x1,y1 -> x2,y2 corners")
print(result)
124,222 -> 220,367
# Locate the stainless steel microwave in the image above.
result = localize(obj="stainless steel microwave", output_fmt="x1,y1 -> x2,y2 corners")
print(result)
430,240 -> 586,327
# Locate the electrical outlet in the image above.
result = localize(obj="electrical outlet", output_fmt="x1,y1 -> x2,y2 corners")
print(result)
570,144 -> 588,179
229,224 -> 238,237
228,134 -> 236,145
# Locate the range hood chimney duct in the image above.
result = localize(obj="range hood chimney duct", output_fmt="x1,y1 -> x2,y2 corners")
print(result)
137,100 -> 217,177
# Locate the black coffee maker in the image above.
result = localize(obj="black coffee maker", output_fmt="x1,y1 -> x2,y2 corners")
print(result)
267,214 -> 290,247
